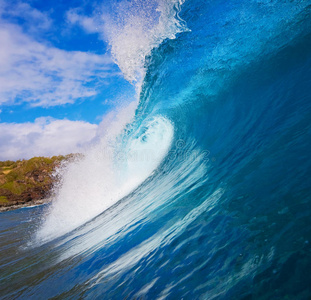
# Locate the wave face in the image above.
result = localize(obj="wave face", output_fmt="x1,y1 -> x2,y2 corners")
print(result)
1,0 -> 311,299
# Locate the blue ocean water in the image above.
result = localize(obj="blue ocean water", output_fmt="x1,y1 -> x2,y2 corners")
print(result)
1,0 -> 311,299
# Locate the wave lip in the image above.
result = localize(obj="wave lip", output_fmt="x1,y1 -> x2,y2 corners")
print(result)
35,116 -> 174,243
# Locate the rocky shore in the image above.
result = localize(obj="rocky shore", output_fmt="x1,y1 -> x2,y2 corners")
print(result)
0,154 -> 80,212
0,198 -> 52,212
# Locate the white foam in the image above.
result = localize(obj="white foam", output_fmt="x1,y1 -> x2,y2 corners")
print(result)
35,114 -> 174,243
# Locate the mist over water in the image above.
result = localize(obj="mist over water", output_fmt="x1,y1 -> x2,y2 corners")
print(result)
1,0 -> 311,299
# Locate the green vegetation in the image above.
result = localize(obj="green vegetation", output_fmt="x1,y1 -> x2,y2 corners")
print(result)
0,196 -> 8,204
0,154 -> 80,207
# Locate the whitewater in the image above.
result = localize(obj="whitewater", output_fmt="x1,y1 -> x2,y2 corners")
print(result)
1,0 -> 311,299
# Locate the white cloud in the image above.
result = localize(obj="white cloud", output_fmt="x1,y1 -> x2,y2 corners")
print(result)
0,0 -> 118,107
0,21 -> 114,107
66,9 -> 99,34
0,0 -> 52,32
0,118 -> 98,160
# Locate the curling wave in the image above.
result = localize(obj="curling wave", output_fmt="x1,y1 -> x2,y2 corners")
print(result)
2,0 -> 311,299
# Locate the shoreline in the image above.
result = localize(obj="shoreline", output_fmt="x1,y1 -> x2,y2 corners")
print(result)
0,198 -> 52,213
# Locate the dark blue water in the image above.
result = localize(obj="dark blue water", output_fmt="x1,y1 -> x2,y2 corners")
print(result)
1,0 -> 311,299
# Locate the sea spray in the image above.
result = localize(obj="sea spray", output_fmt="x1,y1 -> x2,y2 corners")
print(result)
35,115 -> 174,243
35,0 -> 189,243
102,0 -> 188,83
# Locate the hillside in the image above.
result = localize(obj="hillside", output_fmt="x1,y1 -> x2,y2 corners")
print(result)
0,154 -> 79,211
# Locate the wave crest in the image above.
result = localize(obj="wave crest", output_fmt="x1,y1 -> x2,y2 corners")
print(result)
103,0 -> 188,83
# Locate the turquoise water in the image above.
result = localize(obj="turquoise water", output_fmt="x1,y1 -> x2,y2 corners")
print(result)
1,0 -> 311,299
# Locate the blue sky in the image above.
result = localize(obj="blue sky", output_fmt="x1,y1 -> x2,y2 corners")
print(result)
0,0 -> 136,160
